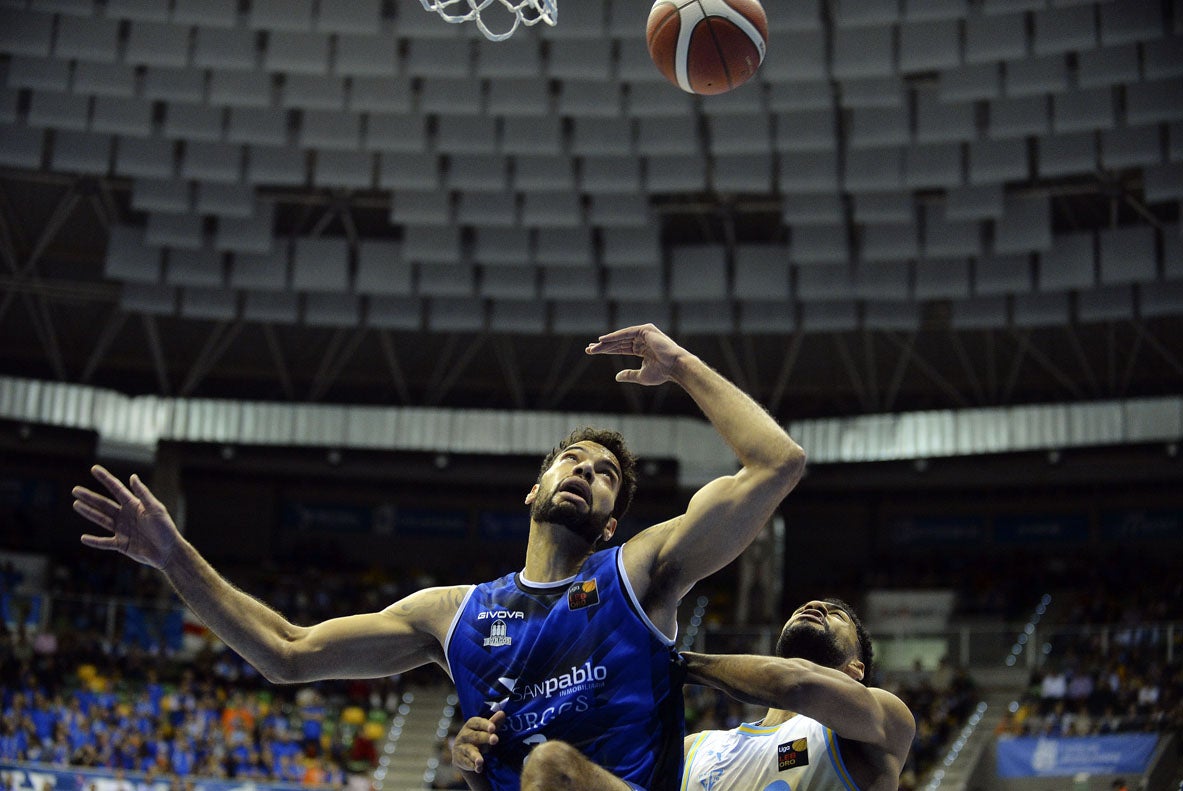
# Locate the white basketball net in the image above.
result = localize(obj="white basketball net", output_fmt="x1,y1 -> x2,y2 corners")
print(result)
419,0 -> 558,42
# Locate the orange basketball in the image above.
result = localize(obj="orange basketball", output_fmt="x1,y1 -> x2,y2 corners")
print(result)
646,0 -> 769,96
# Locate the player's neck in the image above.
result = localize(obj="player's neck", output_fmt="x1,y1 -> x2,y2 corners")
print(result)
523,521 -> 596,582
759,709 -> 798,728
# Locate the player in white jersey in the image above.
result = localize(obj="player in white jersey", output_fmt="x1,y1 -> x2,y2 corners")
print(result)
455,597 -> 914,791
679,598 -> 914,791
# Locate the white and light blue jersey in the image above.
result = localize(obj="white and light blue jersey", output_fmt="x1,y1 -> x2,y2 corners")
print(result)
682,715 -> 861,791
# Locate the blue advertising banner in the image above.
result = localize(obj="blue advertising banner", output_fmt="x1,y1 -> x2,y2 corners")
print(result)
996,734 -> 1159,778
395,507 -> 469,538
888,516 -> 986,547
1100,509 -> 1183,541
477,510 -> 529,541
993,513 -> 1090,544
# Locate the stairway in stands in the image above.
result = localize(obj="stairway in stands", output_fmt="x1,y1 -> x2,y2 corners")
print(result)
372,684 -> 457,791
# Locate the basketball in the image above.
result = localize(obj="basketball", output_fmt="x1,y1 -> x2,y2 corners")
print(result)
646,0 -> 768,96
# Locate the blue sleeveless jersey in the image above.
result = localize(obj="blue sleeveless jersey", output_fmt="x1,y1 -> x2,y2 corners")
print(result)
445,546 -> 685,791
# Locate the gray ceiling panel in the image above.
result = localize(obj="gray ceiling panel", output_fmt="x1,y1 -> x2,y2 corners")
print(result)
132,178 -> 191,213
1037,231 -> 1096,291
1076,284 -> 1134,323
475,39 -> 543,79
479,266 -> 537,299
488,79 -> 552,117
1099,1 -> 1164,46
796,263 -> 853,300
350,79 -> 414,114
605,267 -> 664,300
334,34 -> 399,77
242,290 -> 298,323
51,130 -> 111,174
781,152 -> 840,193
172,0 -> 237,27
456,191 -> 518,227
993,196 -> 1052,253
56,15 -> 120,62
1140,281 -> 1183,318
854,191 -> 915,223
166,248 -> 224,288
181,141 -> 243,183
924,212 -> 984,258
854,261 -> 912,300
914,258 -> 971,299
402,225 -> 462,264
0,10 -> 54,57
580,155 -> 642,194
1013,291 -> 1070,327
120,282 -> 177,315
904,0 -> 969,21
304,294 -> 360,328
1099,226 -> 1157,284
1144,164 -> 1183,204
966,12 -> 1028,64
792,225 -> 849,264
800,300 -> 859,333
208,71 -> 273,108
215,204 -> 274,253
560,80 -> 623,118
7,56 -> 71,91
141,67 -> 206,103
247,145 -> 307,186
951,296 -> 1008,329
91,96 -> 153,136
709,113 -> 772,154
969,137 -> 1029,184
904,142 -> 964,188
733,245 -> 791,301
230,250 -> 289,291
1037,132 -> 1097,177
945,183 -> 1006,220
1076,45 -> 1140,88
489,299 -> 547,333
712,154 -> 775,193
840,77 -> 906,108
114,135 -> 176,179
417,263 -> 474,298
1005,55 -> 1069,97
193,27 -> 257,71
1126,80 -> 1183,126
28,90 -> 90,130
366,296 -> 422,330
541,268 -> 599,300
899,18 -> 961,72
547,39 -> 612,81
377,152 -> 439,190
520,191 -> 583,227
646,155 -> 707,193
738,301 -> 797,333
861,222 -> 920,262
282,75 -> 346,111
72,61 -> 137,96
916,94 -> 977,144
846,146 -> 904,190
761,30 -> 828,83
226,107 -> 286,146
832,26 -> 895,79
105,226 -> 163,282
783,194 -> 844,226
1100,125 -> 1163,169
572,117 -> 634,155
767,80 -> 834,112
473,227 -> 531,266
1052,87 -> 1116,134
390,188 -> 452,225
864,299 -> 921,330
266,32 -> 330,75
316,0 -> 381,35
125,21 -> 191,68
167,102 -> 226,142
1143,37 -> 1183,80
614,301 -> 672,331
145,211 -> 203,249
670,245 -> 728,301
355,242 -> 412,296
249,0 -> 313,32
588,193 -> 651,227
675,301 -> 736,335
180,287 -> 237,321
850,106 -> 910,149
300,110 -> 361,150
106,0 -> 170,23
513,154 -> 573,191
939,62 -> 1003,102
1032,6 -> 1097,55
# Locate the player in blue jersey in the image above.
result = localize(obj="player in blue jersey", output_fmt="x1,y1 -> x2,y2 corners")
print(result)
455,598 -> 915,791
72,323 -> 806,791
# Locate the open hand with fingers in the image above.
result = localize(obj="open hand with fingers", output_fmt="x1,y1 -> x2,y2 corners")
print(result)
72,465 -> 181,570
585,324 -> 692,386
451,710 -> 506,774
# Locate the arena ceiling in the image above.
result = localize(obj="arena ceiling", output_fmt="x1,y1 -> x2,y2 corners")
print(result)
0,0 -> 1181,426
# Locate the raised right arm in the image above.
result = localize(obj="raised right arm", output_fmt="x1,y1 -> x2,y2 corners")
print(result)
73,465 -> 462,683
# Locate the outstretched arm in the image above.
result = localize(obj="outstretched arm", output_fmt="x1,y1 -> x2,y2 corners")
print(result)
587,326 -> 805,619
73,465 -> 459,683
682,652 -> 915,756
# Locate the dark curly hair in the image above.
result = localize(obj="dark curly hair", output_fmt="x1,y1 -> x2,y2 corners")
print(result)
823,597 -> 875,686
538,427 -> 638,520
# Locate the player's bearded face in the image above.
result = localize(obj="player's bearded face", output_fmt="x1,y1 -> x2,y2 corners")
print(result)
530,478 -> 612,544
775,621 -> 850,669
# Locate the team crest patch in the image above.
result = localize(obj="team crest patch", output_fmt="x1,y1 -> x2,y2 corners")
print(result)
483,619 -> 512,647
777,738 -> 809,771
567,579 -> 600,610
